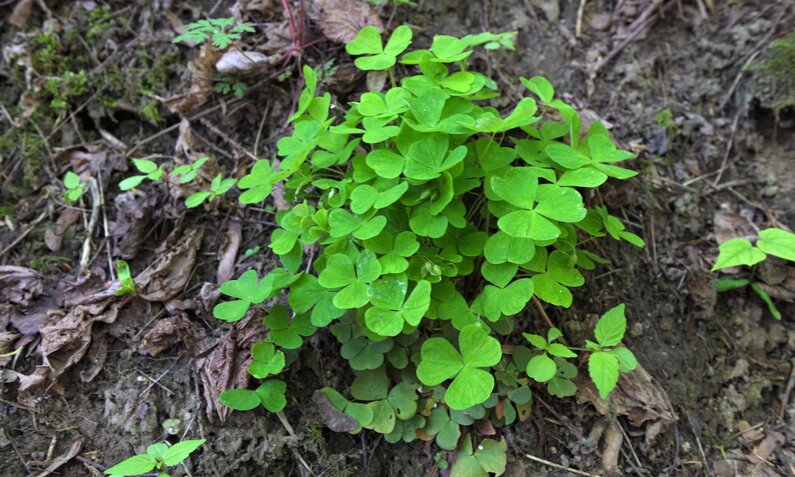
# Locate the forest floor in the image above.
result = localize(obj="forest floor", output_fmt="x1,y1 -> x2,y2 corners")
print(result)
1,0 -> 794,476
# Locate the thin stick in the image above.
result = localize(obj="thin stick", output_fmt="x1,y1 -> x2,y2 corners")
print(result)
712,109 -> 742,186
524,453 -> 602,477
533,297 -> 556,330
0,210 -> 47,259
780,359 -> 795,419
576,0 -> 587,38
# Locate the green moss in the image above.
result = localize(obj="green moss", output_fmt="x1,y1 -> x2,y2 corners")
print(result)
748,32 -> 795,112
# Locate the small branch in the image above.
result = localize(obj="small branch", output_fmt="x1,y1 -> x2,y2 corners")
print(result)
524,453 -> 602,477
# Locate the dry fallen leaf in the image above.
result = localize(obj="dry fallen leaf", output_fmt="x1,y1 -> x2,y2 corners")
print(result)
194,313 -> 265,422
111,190 -> 159,259
0,266 -> 44,305
217,220 -> 242,284
45,208 -> 81,252
134,228 -> 203,302
39,299 -> 125,380
577,363 -> 677,450
713,211 -> 758,244
308,0 -> 383,44
140,313 -> 204,356
165,43 -> 224,114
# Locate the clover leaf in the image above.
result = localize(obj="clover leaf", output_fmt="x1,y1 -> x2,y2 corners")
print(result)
318,250 -> 382,308
264,305 -> 316,349
289,274 -> 345,326
340,336 -> 393,370
238,159 -> 289,204
220,379 -> 287,413
450,435 -> 507,477
328,209 -> 387,240
530,250 -> 584,307
523,327 -> 576,383
425,406 -> 461,450
365,231 -> 420,274
417,324 -> 502,410
365,276 -> 431,336
213,269 -> 293,322
346,25 -> 412,70
248,341 -> 286,378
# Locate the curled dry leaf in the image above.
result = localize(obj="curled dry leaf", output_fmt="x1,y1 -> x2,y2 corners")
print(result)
45,208 -> 81,252
166,43 -> 224,114
134,228 -> 203,302
713,211 -> 758,244
260,21 -> 293,55
601,421 -> 623,477
39,299 -> 124,380
9,0 -> 35,28
194,313 -> 265,421
0,266 -> 43,305
112,190 -> 159,259
313,389 -> 358,432
577,363 -> 677,450
307,0 -> 383,44
140,313 -> 204,356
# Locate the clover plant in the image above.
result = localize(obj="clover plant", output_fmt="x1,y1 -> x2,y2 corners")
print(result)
713,227 -> 795,319
213,25 -> 644,472
104,439 -> 205,477
63,171 -> 86,203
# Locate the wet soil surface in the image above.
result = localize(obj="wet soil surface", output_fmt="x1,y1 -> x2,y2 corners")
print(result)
1,0 -> 794,476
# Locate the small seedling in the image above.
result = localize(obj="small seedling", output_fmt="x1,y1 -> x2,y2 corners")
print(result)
104,439 -> 205,477
185,174 -> 237,208
173,18 -> 254,49
115,260 -> 136,296
585,304 -> 638,399
63,171 -> 86,203
713,227 -> 795,319
213,75 -> 248,98
171,157 -> 209,184
119,159 -> 165,191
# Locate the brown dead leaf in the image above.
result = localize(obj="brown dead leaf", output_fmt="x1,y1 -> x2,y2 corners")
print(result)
577,363 -> 677,450
32,440 -> 82,477
111,190 -> 159,259
313,389 -> 358,432
39,299 -> 125,380
714,211 -> 758,244
748,431 -> 786,464
308,0 -> 383,44
9,0 -> 35,28
0,266 -> 43,305
194,313 -> 265,421
140,313 -> 204,356
260,21 -> 293,55
134,228 -> 203,302
45,208 -> 81,252
166,43 -> 224,114
601,421 -> 623,477
79,328 -> 107,383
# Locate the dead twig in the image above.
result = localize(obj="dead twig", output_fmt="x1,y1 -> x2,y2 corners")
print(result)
524,452 -> 602,477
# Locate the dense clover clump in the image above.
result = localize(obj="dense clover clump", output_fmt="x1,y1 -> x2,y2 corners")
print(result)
213,25 -> 643,473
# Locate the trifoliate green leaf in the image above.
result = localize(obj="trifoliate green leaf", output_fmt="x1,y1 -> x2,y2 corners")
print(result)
248,341 -> 286,378
264,306 -> 316,349
450,436 -> 507,477
319,250 -> 382,309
